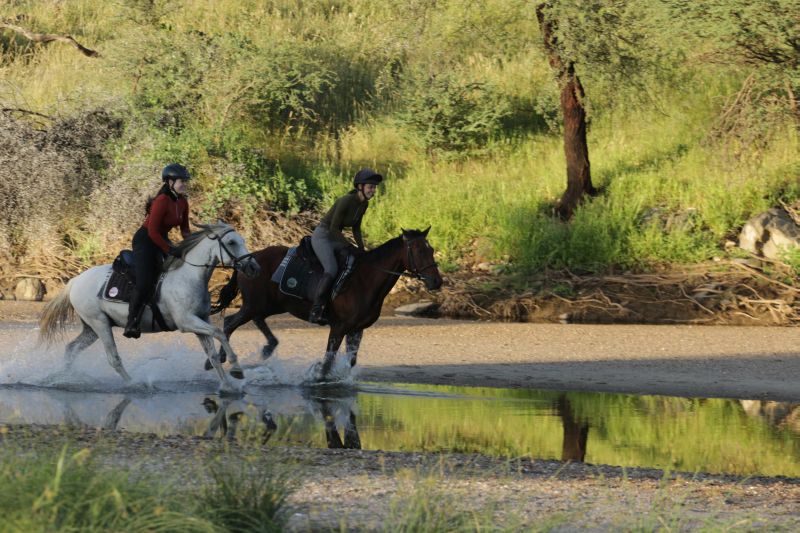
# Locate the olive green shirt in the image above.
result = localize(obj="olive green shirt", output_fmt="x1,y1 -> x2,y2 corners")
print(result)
319,190 -> 368,249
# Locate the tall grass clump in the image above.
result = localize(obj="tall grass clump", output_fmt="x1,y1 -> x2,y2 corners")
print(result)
198,459 -> 294,533
0,446 -> 212,532
382,475 -> 505,532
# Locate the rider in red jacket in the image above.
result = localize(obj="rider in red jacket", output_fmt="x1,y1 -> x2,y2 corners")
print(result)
123,163 -> 192,338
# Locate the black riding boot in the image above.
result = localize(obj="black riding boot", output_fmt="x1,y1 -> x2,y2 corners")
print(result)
309,273 -> 335,325
123,290 -> 147,339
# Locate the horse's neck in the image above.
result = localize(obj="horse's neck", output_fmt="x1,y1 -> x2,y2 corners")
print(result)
361,240 -> 405,296
169,242 -> 217,286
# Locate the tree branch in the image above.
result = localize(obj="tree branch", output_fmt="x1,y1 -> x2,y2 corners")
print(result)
0,21 -> 100,58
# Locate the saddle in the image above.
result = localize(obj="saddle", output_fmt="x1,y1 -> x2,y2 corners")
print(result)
270,236 -> 357,301
100,249 -> 171,332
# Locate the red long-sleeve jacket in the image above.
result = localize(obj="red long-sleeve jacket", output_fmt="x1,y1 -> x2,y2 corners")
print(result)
143,193 -> 190,253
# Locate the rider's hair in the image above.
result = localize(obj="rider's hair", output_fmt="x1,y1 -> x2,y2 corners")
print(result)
144,183 -> 177,214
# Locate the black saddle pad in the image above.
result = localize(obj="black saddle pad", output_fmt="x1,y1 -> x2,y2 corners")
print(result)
102,270 -> 136,303
271,238 -> 357,301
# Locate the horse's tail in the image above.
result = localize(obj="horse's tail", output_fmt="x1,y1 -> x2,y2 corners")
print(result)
38,279 -> 76,345
210,270 -> 239,315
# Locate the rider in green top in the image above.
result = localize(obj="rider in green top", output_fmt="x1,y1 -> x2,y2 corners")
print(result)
309,168 -> 383,324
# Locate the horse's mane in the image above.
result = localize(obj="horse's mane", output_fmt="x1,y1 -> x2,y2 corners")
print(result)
364,228 -> 427,262
164,222 -> 233,269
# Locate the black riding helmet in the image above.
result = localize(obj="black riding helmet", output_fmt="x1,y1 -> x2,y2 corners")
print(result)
162,163 -> 192,181
353,168 -> 383,187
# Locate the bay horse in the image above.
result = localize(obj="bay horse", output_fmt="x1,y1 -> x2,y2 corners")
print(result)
39,223 -> 261,393
210,227 -> 443,381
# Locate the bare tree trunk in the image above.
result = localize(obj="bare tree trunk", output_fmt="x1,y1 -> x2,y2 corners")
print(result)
536,4 -> 595,220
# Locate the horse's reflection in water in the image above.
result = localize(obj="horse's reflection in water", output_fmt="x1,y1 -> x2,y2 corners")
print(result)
202,397 -> 277,444
200,393 -> 361,449
318,397 -> 361,449
62,396 -> 132,431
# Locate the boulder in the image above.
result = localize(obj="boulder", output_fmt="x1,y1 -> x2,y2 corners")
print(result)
14,278 -> 46,301
739,208 -> 800,259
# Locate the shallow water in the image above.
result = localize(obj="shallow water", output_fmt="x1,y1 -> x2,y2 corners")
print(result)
1,382 -> 798,477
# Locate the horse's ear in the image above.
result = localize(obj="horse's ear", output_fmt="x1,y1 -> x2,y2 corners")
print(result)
400,227 -> 407,238
422,225 -> 431,237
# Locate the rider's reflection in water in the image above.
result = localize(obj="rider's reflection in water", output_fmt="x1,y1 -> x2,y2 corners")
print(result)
201,397 -> 278,444
556,395 -> 589,462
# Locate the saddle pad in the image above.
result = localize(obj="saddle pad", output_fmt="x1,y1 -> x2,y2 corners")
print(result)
101,271 -> 166,304
271,247 -> 357,301
277,250 -> 320,301
102,270 -> 136,303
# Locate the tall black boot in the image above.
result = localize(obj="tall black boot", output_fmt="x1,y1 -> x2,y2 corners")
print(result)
123,290 -> 147,339
309,273 -> 335,324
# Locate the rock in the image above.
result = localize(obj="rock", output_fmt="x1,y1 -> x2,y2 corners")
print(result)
739,208 -> 800,260
394,300 -> 437,317
14,278 -> 46,301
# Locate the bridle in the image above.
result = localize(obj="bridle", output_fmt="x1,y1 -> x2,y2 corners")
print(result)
378,235 -> 439,283
177,228 -> 254,271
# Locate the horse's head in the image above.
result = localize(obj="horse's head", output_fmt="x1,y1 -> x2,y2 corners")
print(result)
199,223 -> 261,278
401,227 -> 443,290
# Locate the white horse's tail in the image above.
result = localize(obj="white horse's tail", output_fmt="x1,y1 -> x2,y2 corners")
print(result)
38,279 -> 75,345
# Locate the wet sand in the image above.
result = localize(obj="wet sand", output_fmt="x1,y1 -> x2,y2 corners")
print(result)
5,300 -> 800,400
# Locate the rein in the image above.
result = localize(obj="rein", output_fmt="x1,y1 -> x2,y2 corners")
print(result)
173,229 -> 253,271
373,236 -> 438,282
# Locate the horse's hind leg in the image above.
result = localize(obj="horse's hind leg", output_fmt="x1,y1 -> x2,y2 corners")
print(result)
91,316 -> 132,382
64,319 -> 98,370
345,329 -> 363,368
253,316 -> 279,360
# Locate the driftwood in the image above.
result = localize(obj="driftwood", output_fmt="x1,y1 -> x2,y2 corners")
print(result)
436,256 -> 800,325
0,21 -> 100,58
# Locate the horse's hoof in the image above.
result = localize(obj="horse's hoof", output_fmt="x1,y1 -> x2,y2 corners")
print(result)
230,369 -> 244,380
261,346 -> 275,360
204,359 -> 213,371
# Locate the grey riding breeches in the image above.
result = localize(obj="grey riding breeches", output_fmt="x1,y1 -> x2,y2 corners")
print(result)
311,226 -> 348,276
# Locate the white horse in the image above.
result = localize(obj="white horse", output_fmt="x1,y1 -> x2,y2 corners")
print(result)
39,222 -> 261,393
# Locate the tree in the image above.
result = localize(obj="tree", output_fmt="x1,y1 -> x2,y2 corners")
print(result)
534,1 -> 679,220
536,2 -> 595,220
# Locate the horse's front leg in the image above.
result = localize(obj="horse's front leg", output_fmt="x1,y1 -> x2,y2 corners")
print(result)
318,330 -> 344,381
177,314 -> 245,382
195,333 -> 236,393
343,408 -> 361,449
345,329 -> 363,368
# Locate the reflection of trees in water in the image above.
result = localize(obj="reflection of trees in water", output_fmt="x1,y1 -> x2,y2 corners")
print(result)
556,395 -> 588,462
740,400 -> 800,432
